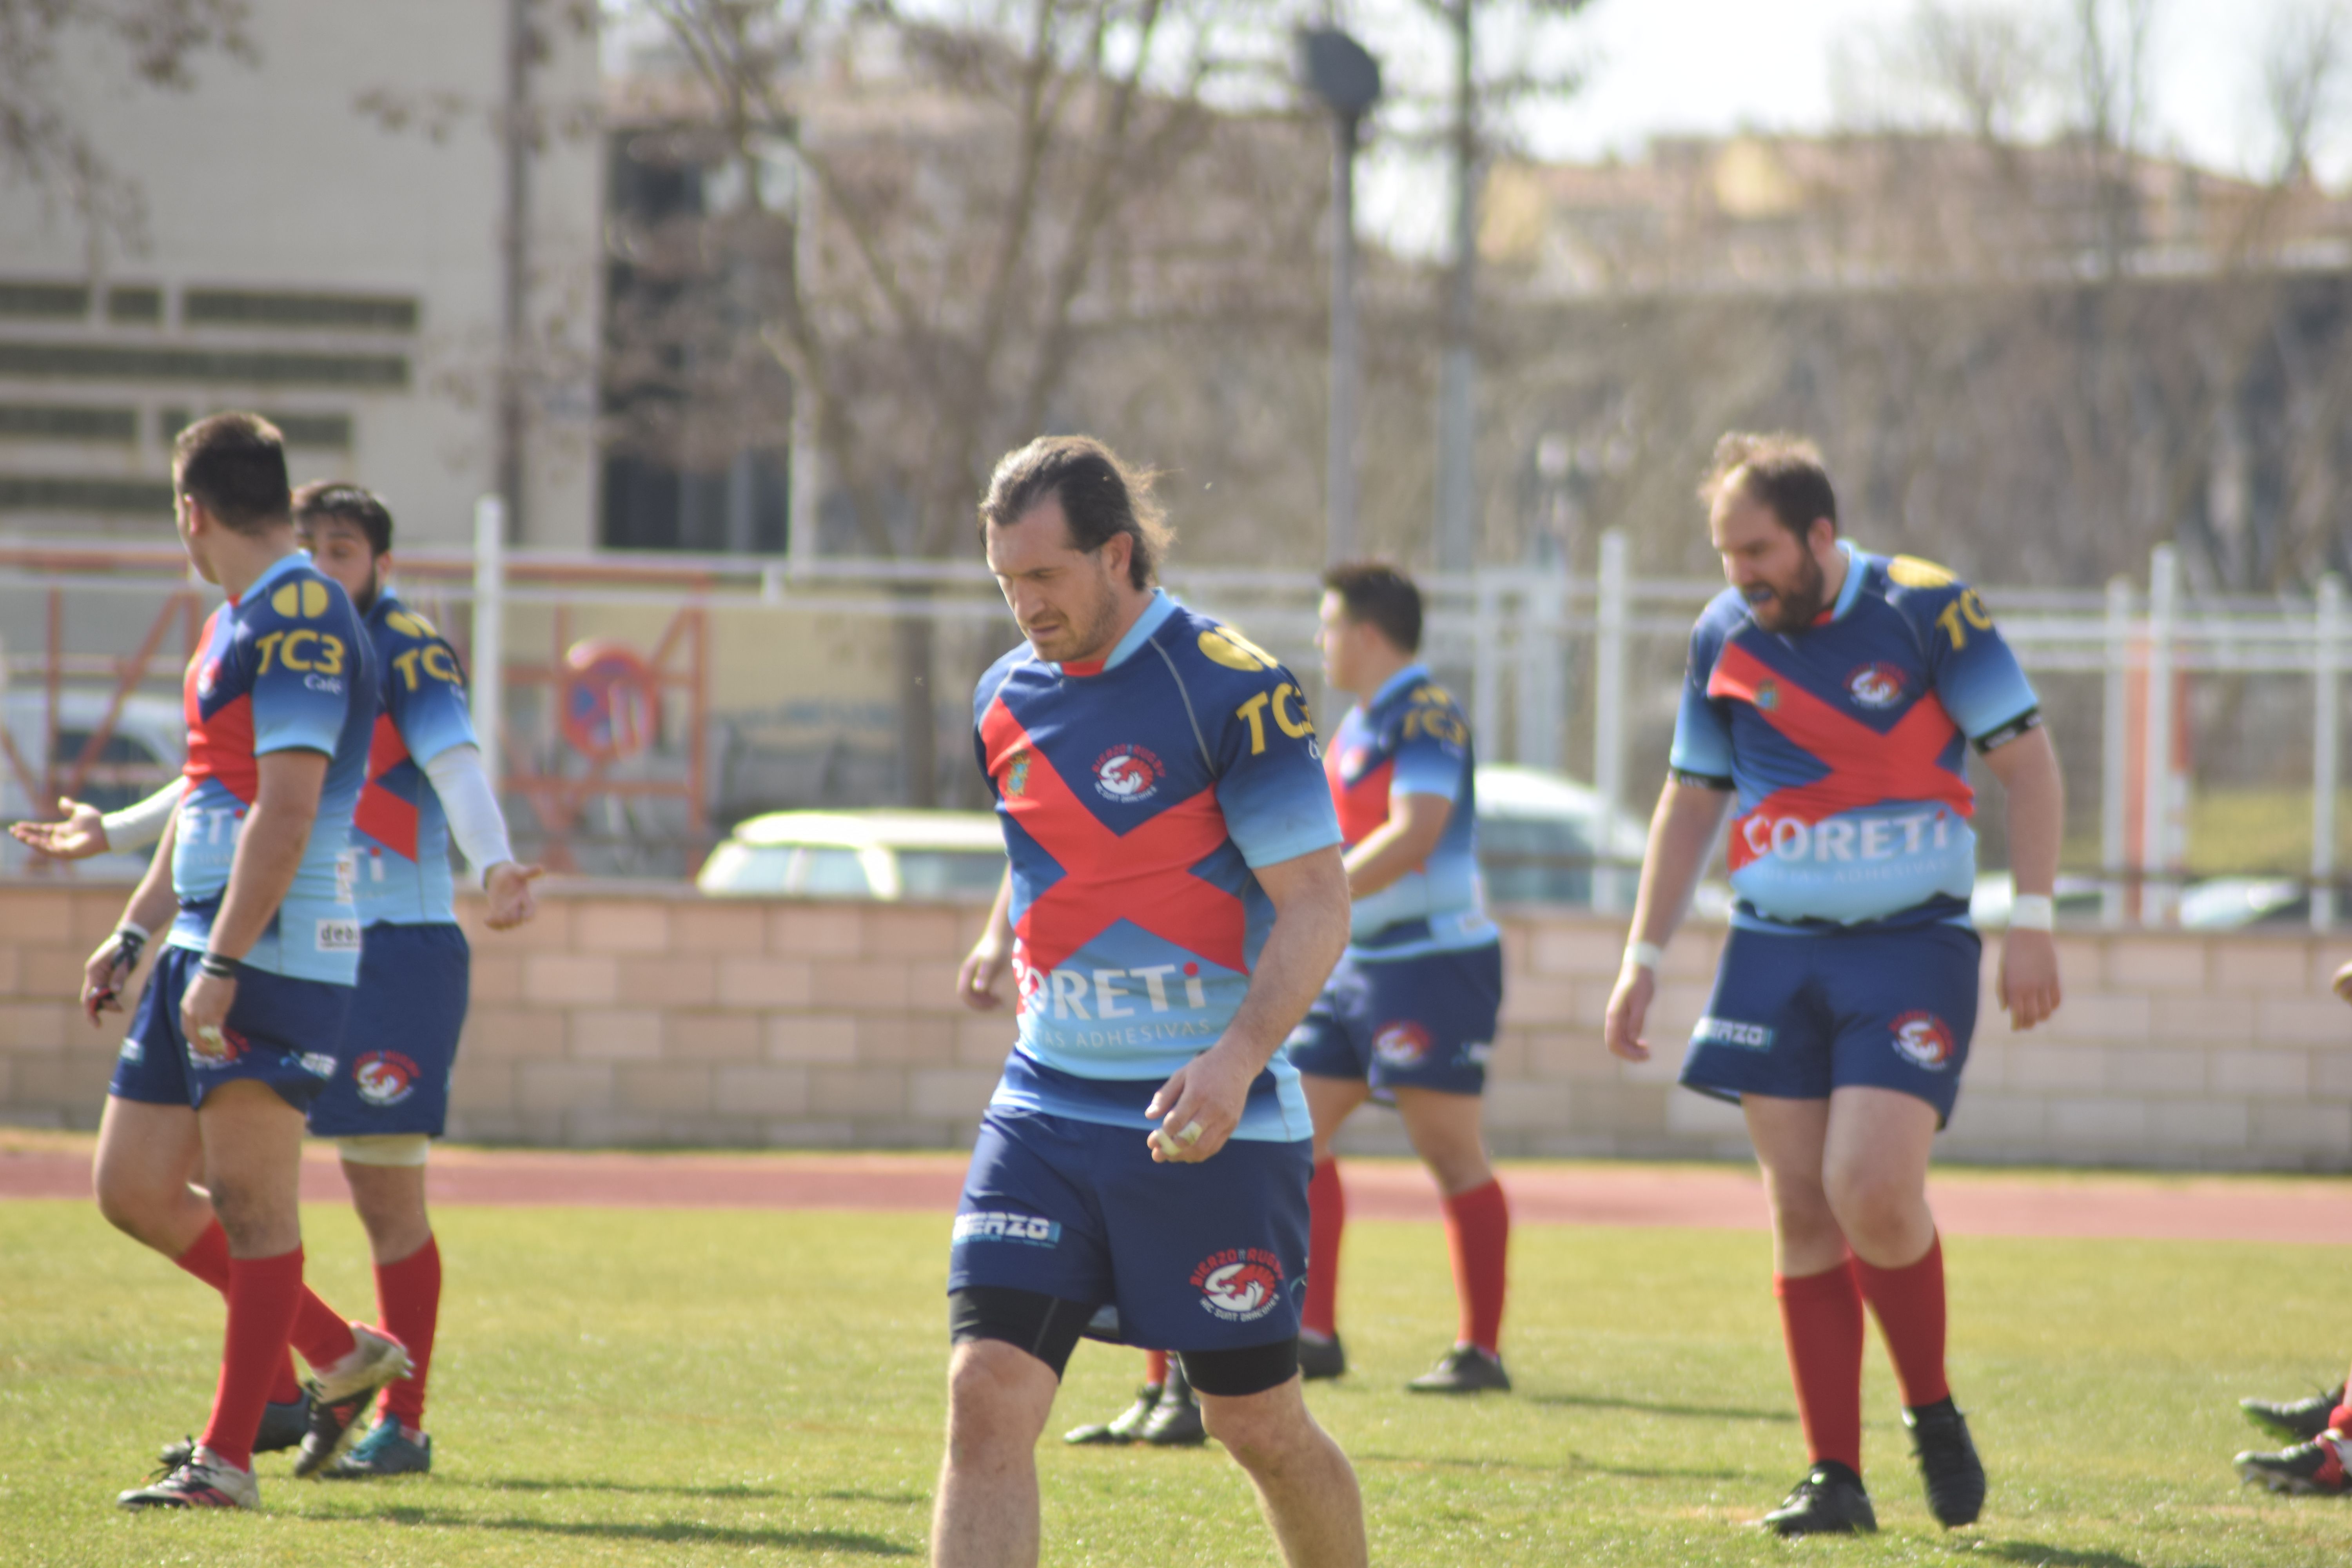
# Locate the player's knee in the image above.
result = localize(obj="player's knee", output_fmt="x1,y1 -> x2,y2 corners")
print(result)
944,1342 -> 1053,1456
1821,1163 -> 1920,1248
1199,1387 -> 1312,1472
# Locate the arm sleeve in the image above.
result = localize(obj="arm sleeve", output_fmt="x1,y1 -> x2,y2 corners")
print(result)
100,777 -> 189,851
1213,668 -> 1343,869
385,634 -> 480,768
420,744 -> 516,884
1922,582 -> 2042,747
1666,618 -> 1736,788
1386,695 -> 1469,802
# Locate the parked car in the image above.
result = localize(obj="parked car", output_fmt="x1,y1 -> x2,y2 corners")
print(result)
0,690 -> 185,880
697,809 -> 1009,902
1474,763 -> 1666,910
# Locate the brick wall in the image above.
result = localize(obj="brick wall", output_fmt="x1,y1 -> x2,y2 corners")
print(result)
3,882 -> 2347,1170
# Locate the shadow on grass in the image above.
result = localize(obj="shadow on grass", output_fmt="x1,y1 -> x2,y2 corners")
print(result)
1979,1545 -> 2153,1568
461,1477 -> 922,1506
1526,1391 -> 1797,1424
355,1508 -> 916,1554
1351,1448 -> 1748,1483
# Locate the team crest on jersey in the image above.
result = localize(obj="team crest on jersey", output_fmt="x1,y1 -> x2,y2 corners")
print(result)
1754,681 -> 1780,712
1890,1011 -> 1956,1071
187,1025 -> 247,1068
1846,662 -> 1907,709
1003,748 -> 1032,799
1339,745 -> 1372,780
1093,744 -> 1166,803
355,1051 -> 421,1106
1372,1021 -> 1431,1067
1192,1247 -> 1287,1323
196,659 -> 222,699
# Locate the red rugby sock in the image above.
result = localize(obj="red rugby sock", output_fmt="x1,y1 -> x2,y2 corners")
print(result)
1442,1178 -> 1509,1356
1302,1157 -> 1345,1340
173,1220 -> 305,1406
1776,1259 -> 1865,1472
200,1247 -> 304,1471
1145,1350 -> 1169,1385
374,1236 -> 441,1430
2330,1399 -> 2352,1436
1855,1232 -> 1951,1409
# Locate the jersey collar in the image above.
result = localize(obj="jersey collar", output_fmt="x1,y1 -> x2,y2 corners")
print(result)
1820,539 -> 1867,624
1058,588 -> 1177,677
229,548 -> 310,609
1367,661 -> 1430,710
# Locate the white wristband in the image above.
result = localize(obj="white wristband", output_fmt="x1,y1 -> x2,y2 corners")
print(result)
2007,894 -> 2055,931
1624,940 -> 1666,973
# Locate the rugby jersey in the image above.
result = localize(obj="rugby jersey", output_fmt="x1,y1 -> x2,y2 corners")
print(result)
973,590 -> 1341,1142
350,592 -> 478,926
172,551 -> 376,982
1669,543 -> 2040,933
1323,662 -> 1497,959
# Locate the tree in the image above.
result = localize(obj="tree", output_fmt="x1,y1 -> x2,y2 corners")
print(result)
0,0 -> 253,260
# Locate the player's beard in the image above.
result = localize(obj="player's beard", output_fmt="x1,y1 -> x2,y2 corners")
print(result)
352,568 -> 383,617
1027,560 -> 1123,664
1748,550 -> 1827,633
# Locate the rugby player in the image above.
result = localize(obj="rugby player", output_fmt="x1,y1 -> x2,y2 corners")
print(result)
1289,563 -> 1508,1392
77,416 -> 410,1509
1604,433 -> 2065,1536
26,484 -> 542,1481
942,436 -> 1367,1568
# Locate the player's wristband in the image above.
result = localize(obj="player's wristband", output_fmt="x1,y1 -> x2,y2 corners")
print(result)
2007,894 -> 2055,932
197,951 -> 240,980
112,924 -> 148,965
1624,940 -> 1666,973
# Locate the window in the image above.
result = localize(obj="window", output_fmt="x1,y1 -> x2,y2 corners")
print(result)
0,477 -> 174,514
183,289 -> 418,332
795,848 -> 873,898
0,405 -> 137,441
106,288 -> 163,324
0,344 -> 408,387
0,282 -> 89,319
158,408 -> 351,448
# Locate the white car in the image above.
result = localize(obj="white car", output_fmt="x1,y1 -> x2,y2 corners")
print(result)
1,690 -> 185,880
697,809 -> 1009,902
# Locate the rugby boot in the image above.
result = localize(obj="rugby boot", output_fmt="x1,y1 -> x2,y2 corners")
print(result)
1406,1344 -> 1511,1394
118,1445 -> 260,1510
158,1394 -> 309,1472
1760,1463 -> 1878,1536
2236,1435 -> 2352,1495
1296,1332 -> 1347,1381
292,1325 -> 412,1478
2241,1385 -> 2347,1445
325,1417 -> 433,1477
1063,1383 -> 1163,1445
1904,1397 -> 1986,1527
1141,1358 -> 1207,1447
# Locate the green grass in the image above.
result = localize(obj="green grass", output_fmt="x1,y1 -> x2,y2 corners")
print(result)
4,1194 -> 2351,1565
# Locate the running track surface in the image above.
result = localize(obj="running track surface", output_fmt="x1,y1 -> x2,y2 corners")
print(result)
3,1140 -> 2348,1245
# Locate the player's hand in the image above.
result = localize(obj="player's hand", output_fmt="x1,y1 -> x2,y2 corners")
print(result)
80,933 -> 139,1024
1999,927 -> 2062,1031
1604,964 -> 1655,1062
2332,960 -> 2351,1005
181,969 -> 236,1048
483,862 -> 544,929
957,935 -> 1009,1011
1145,1042 -> 1252,1163
12,798 -> 109,861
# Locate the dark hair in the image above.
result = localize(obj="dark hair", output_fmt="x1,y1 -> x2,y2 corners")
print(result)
172,412 -> 290,533
978,434 -> 1172,590
1321,560 -> 1423,653
292,481 -> 395,557
1699,431 -> 1837,541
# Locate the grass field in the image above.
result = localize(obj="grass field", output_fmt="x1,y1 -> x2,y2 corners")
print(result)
5,1190 -> 2352,1566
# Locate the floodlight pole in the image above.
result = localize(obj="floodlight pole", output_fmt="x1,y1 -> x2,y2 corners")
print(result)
1296,29 -> 1382,568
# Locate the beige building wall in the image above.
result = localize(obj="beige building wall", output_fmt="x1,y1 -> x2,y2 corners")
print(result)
0,0 -> 601,548
2,884 -> 2347,1170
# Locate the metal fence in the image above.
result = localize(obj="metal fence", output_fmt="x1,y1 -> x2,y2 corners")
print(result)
0,500 -> 2343,929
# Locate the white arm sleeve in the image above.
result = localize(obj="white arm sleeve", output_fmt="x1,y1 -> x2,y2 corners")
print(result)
100,777 -> 189,852
419,743 -> 517,885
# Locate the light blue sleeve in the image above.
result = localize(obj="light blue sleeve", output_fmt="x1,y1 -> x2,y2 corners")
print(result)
1387,694 -> 1469,801
1921,582 -> 2041,742
1667,616 -> 1735,784
247,592 -> 358,757
388,633 -> 478,767
1214,667 -> 1343,869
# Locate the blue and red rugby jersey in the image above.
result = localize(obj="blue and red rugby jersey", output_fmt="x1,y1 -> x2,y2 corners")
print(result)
172,552 -> 377,983
973,590 -> 1342,1143
1669,543 -> 2040,933
1324,663 -> 1497,960
350,592 -> 479,926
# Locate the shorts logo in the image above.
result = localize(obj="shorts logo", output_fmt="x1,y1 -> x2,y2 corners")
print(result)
301,1052 -> 338,1078
1458,1040 -> 1493,1068
1372,1022 -> 1431,1068
1846,663 -> 1907,709
953,1211 -> 1062,1248
1891,1011 -> 1957,1071
1192,1248 -> 1286,1323
316,918 -> 363,953
1093,745 -> 1166,803
355,1051 -> 421,1105
187,1025 -> 247,1067
1694,1015 -> 1775,1051
118,1038 -> 143,1063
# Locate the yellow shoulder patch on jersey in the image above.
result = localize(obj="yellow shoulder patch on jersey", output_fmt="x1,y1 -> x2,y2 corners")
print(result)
1887,555 -> 1956,589
1198,625 -> 1280,672
270,580 -> 331,619
385,609 -> 438,640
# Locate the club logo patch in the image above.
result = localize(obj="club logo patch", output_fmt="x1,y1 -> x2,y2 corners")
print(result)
1192,1248 -> 1286,1323
1846,662 -> 1907,709
196,659 -> 221,699
1372,1021 -> 1432,1067
1093,744 -> 1165,804
952,1211 -> 1062,1248
1003,748 -> 1032,800
1891,1011 -> 1957,1071
118,1038 -> 143,1063
1339,745 -> 1372,780
355,1050 -> 421,1106
187,1025 -> 246,1067
1754,681 -> 1780,712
